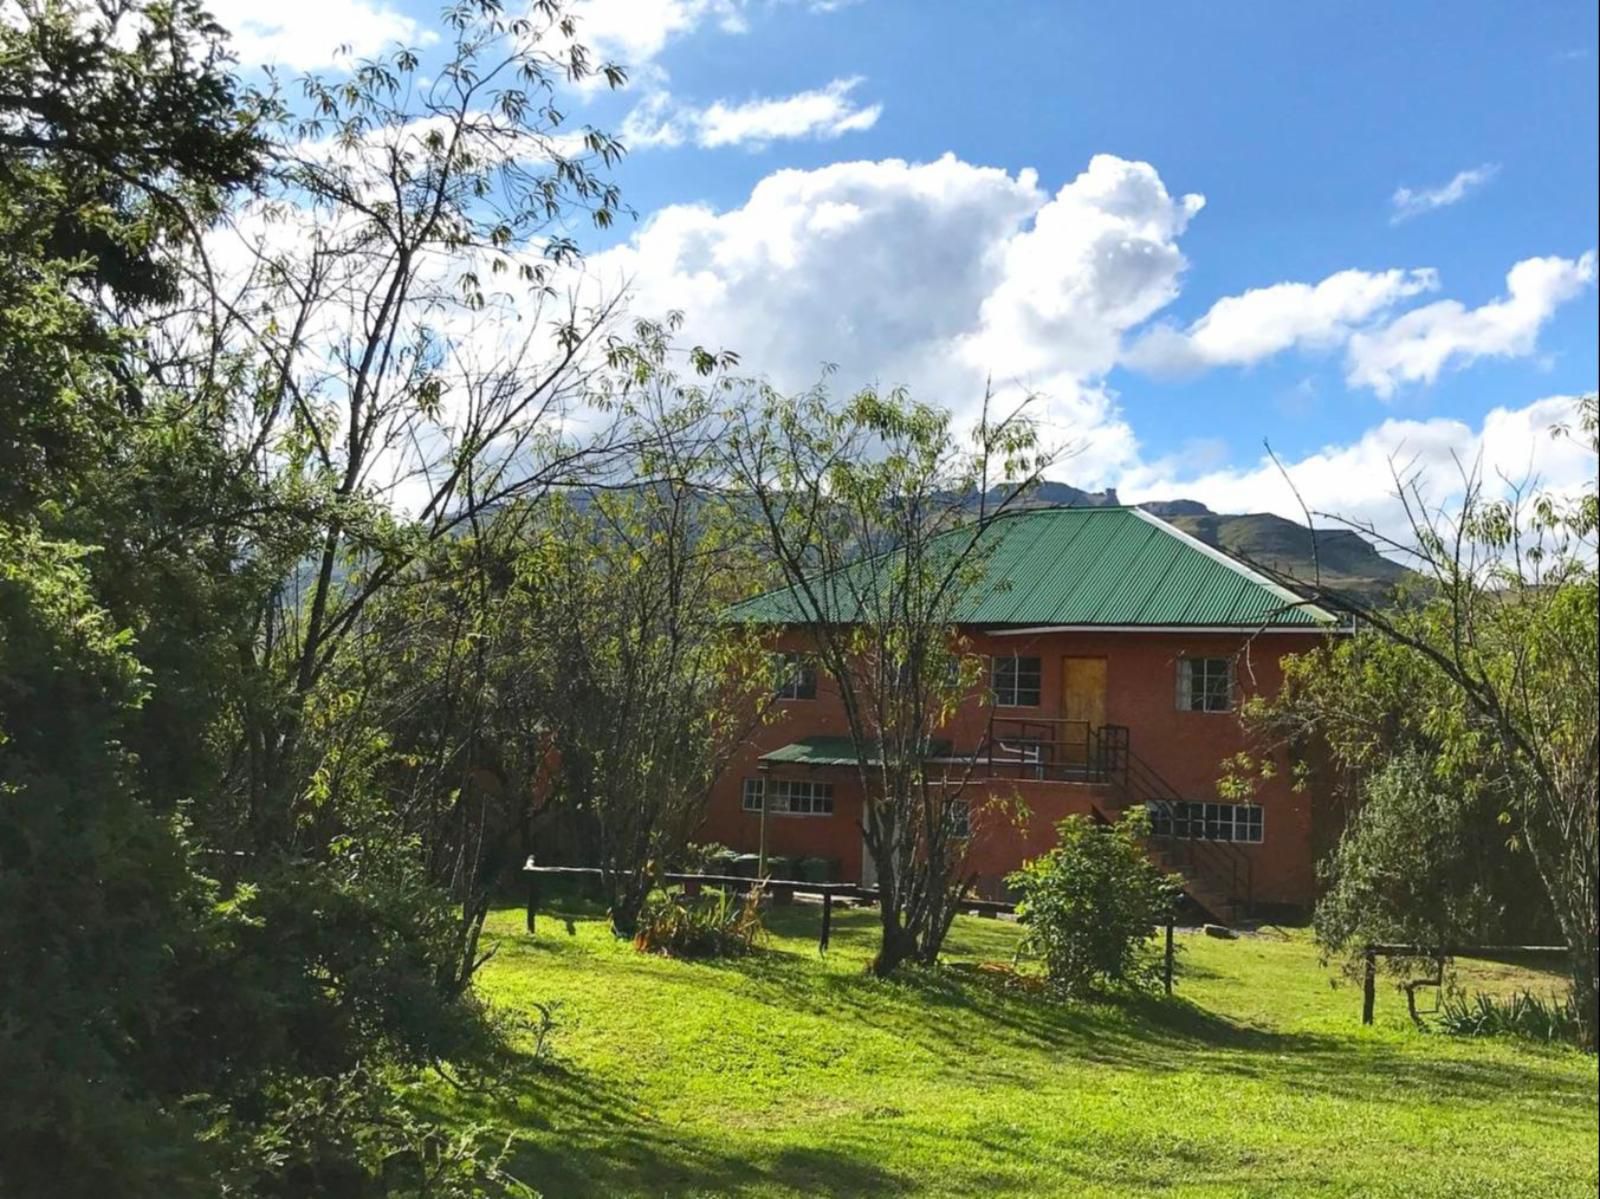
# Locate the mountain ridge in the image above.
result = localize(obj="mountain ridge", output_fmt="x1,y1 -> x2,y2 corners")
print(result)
1001,481 -> 1409,605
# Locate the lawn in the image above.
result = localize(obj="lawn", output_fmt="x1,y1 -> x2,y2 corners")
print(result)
451,900 -> 1599,1198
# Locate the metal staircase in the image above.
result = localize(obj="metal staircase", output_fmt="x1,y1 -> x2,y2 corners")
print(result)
1101,740 -> 1254,924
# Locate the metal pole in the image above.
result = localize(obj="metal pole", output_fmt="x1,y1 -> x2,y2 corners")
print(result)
820,891 -> 833,954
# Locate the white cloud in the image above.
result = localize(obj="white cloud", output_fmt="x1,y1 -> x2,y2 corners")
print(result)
1345,252 -> 1597,397
1390,163 -> 1500,223
1125,268 -> 1439,375
569,0 -> 747,67
208,0 -> 433,70
576,152 -> 1204,480
623,77 -> 881,149
1120,395 -> 1596,551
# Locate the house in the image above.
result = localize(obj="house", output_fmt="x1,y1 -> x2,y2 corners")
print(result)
699,505 -> 1343,918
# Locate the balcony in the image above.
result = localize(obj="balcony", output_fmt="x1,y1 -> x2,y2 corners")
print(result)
978,718 -> 1129,784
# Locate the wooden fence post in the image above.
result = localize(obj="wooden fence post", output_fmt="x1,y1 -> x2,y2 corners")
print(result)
1362,946 -> 1377,1025
1164,919 -> 1175,995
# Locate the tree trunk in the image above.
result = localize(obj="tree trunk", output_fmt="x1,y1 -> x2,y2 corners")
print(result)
871,911 -> 917,977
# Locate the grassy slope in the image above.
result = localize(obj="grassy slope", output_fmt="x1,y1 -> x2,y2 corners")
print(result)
457,904 -> 1597,1199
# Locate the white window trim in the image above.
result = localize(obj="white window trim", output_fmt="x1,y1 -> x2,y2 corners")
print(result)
742,777 -> 836,817
1148,800 -> 1264,844
1176,656 -> 1235,714
990,654 -> 1043,708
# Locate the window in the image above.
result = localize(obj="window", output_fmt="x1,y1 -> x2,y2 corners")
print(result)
774,654 -> 817,700
991,655 -> 1042,707
1177,657 -> 1234,712
742,778 -> 835,816
1147,801 -> 1263,843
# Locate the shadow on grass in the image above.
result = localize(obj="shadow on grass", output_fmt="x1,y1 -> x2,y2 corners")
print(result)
678,940 -> 1595,1125
444,1059 -> 912,1199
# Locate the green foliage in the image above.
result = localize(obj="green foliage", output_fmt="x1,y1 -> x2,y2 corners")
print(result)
1009,812 -> 1181,996
1313,750 -> 1548,955
631,886 -> 767,959
1247,394 -> 1598,1047
1437,987 -> 1582,1046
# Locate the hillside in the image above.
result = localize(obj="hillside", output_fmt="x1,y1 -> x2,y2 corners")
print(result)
1002,482 -> 1409,606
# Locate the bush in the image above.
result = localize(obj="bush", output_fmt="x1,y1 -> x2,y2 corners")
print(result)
1436,987 -> 1583,1045
632,886 -> 766,959
1008,812 -> 1181,996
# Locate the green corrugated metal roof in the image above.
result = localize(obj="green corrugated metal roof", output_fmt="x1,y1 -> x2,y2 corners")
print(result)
730,506 -> 1335,628
759,736 -> 952,766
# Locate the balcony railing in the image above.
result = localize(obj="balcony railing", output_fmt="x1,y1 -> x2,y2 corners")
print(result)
979,718 -> 1129,784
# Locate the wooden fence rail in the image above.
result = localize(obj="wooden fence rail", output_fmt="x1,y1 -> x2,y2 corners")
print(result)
522,861 -> 1178,989
1359,942 -> 1569,1025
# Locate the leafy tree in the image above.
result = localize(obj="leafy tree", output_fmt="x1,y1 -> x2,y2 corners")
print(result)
1250,394 -> 1598,1048
1009,811 -> 1181,996
720,383 -> 1052,975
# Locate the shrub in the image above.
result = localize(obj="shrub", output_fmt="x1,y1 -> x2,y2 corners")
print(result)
1008,811 -> 1181,996
1436,987 -> 1583,1045
632,885 -> 766,959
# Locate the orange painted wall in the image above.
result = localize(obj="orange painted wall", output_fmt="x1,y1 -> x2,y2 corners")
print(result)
698,627 -> 1330,908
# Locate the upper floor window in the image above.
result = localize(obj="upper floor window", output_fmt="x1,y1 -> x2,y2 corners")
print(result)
991,655 -> 1042,707
742,777 -> 835,816
1177,657 -> 1234,712
774,654 -> 817,700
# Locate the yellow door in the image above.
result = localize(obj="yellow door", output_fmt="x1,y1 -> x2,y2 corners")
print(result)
1060,657 -> 1107,763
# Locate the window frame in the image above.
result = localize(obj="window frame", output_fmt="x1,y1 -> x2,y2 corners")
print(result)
741,777 -> 835,817
773,653 -> 818,701
990,654 -> 1043,708
1147,800 -> 1263,844
1176,656 -> 1235,713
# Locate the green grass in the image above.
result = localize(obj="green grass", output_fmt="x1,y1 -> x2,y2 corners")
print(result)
451,901 -> 1598,1198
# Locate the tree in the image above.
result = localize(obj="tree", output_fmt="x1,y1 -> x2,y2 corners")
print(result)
1251,394 -> 1598,1047
3,0 -> 662,1190
720,383 -> 1053,975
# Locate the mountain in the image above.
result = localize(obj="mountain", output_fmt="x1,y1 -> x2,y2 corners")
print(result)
989,482 -> 1408,605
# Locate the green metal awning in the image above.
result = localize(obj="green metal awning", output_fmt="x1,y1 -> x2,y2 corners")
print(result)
759,735 -> 952,767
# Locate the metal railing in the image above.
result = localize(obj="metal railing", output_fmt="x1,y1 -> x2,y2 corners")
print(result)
980,719 -> 1130,784
1121,752 -> 1254,920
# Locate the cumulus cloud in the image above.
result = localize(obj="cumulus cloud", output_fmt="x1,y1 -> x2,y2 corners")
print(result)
208,0 -> 433,70
622,77 -> 881,149
1120,395 -> 1597,547
1125,268 -> 1439,375
1345,252 -> 1597,397
1390,163 -> 1500,223
577,152 -> 1205,478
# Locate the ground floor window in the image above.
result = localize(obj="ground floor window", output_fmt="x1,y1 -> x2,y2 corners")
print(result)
742,777 -> 835,816
1147,800 -> 1263,843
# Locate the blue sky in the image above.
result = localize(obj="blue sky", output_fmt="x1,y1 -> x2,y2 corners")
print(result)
217,0 -> 1598,524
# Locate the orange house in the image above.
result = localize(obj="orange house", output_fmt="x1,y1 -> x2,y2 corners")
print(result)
700,506 -> 1342,918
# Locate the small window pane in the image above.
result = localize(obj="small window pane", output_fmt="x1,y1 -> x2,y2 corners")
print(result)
1178,658 -> 1234,712
991,656 -> 1042,706
774,654 -> 817,700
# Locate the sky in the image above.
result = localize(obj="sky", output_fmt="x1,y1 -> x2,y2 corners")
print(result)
212,0 -> 1599,531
